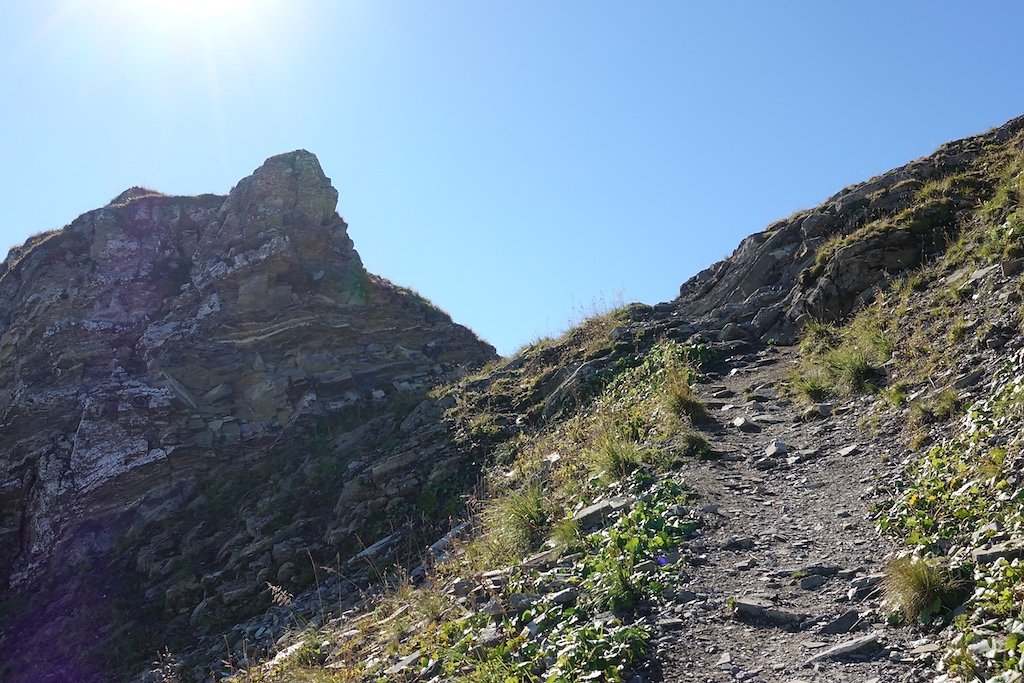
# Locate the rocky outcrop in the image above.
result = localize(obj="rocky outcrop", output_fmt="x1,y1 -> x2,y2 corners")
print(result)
0,151 -> 495,680
674,114 -> 1024,343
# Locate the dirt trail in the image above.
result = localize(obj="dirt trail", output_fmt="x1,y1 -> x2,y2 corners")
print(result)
650,345 -> 934,683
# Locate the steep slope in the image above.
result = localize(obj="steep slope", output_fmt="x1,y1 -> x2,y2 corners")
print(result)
207,115 -> 1024,683
0,151 -> 496,681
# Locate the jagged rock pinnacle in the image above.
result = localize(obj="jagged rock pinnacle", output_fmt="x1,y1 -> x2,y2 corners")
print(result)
223,149 -> 340,232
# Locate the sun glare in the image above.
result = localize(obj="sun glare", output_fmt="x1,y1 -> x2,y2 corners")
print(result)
115,0 -> 265,35
134,0 -> 250,22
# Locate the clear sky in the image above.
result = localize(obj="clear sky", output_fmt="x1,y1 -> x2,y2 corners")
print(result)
1,1 -> 1022,355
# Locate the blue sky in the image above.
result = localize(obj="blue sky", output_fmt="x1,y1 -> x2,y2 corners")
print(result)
1,1 -> 1022,355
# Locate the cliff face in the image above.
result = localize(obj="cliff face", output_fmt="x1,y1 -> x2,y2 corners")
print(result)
0,151 -> 495,680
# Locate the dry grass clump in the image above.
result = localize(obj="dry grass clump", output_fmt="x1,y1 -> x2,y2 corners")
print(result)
588,433 -> 645,482
481,484 -> 550,555
662,366 -> 707,423
884,556 -> 963,622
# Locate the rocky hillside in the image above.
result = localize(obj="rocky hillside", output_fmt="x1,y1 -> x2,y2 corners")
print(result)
179,113 -> 1024,683
4,111 -> 1024,683
0,151 -> 496,681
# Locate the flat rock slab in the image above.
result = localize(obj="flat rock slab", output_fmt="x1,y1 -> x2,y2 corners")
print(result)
972,539 -> 1024,564
573,496 -> 631,529
804,634 -> 881,665
732,597 -> 804,626
657,617 -> 686,631
799,574 -> 827,590
385,650 -> 423,675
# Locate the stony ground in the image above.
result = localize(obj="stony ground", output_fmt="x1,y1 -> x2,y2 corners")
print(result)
645,345 -> 938,683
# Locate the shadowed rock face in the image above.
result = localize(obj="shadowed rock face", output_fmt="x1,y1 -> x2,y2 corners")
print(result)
0,150 -> 495,596
674,115 -> 1024,343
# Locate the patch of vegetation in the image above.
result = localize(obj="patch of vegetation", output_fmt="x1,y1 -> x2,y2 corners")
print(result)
798,320 -> 841,356
677,431 -> 711,459
550,517 -> 583,553
468,477 -> 695,681
882,379 -> 911,407
791,311 -> 892,402
823,346 -> 878,394
877,346 -> 1024,678
478,483 -> 551,562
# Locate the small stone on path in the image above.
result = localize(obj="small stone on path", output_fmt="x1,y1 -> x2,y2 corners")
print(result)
818,609 -> 859,635
732,417 -> 761,432
799,574 -> 827,590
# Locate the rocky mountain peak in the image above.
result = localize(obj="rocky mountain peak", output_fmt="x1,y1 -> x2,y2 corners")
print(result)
0,152 -> 496,681
108,186 -> 166,205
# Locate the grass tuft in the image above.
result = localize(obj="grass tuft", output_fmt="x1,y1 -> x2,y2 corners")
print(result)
931,389 -> 964,422
588,433 -> 645,482
550,517 -> 583,553
663,366 -> 707,423
799,320 -> 842,356
481,484 -> 550,556
678,432 -> 711,459
823,346 -> 878,394
884,556 -> 964,623
790,371 -> 831,403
